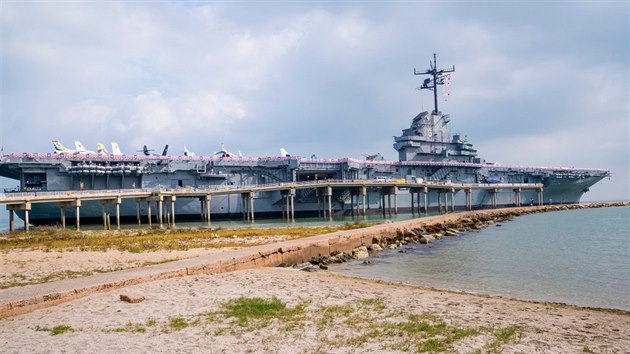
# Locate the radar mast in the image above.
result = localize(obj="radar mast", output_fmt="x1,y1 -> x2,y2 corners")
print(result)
414,53 -> 455,114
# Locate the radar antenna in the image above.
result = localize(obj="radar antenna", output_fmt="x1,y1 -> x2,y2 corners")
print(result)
414,53 -> 455,114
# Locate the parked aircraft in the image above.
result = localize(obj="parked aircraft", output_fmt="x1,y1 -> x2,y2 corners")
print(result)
74,141 -> 96,154
52,140 -> 77,154
111,142 -> 123,155
96,143 -> 110,154
139,144 -> 169,156
96,142 -> 124,155
214,144 -> 241,158
184,146 -> 196,157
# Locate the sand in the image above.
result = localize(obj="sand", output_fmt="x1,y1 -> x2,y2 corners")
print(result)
0,248 -> 235,289
1,267 -> 628,353
2,205 -> 629,352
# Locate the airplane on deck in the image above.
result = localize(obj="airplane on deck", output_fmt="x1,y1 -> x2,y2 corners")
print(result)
52,140 -> 77,154
74,141 -> 97,154
214,144 -> 241,158
184,146 -> 196,157
139,144 -> 169,156
97,143 -> 110,154
97,142 -> 124,155
111,142 -> 123,155
52,140 -> 96,154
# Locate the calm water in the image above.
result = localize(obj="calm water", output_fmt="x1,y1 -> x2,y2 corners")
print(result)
333,206 -> 630,311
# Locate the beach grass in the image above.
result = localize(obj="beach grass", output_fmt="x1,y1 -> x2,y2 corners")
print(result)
34,324 -> 74,336
221,296 -> 307,327
66,295 -> 518,352
0,223 -> 373,252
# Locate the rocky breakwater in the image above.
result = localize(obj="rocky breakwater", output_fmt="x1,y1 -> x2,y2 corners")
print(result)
296,201 -> 629,271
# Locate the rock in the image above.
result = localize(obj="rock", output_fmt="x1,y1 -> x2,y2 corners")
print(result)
353,246 -> 369,259
293,262 -> 313,270
319,264 -> 328,270
388,244 -> 397,249
445,230 -> 458,237
369,244 -> 383,251
420,234 -> 435,244
327,256 -> 341,264
120,294 -> 145,304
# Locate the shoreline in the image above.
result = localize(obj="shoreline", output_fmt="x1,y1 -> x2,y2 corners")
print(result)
1,201 -> 628,320
2,267 -> 629,353
1,202 -> 629,351
333,271 -> 630,316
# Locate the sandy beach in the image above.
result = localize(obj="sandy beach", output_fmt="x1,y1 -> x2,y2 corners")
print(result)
0,248 -> 234,289
1,266 -> 629,353
2,205 -> 629,352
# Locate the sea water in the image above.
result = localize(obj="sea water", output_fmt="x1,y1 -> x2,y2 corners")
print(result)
332,206 -> 630,311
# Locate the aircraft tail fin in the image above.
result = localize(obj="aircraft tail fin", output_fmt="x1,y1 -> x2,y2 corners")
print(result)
184,146 -> 195,157
280,148 -> 290,157
52,140 -> 70,153
238,150 -> 243,158
142,145 -> 151,156
97,143 -> 110,154
111,142 -> 123,155
161,144 -> 169,156
74,141 -> 87,152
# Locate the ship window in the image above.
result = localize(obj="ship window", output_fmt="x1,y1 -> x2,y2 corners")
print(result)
178,180 -> 183,187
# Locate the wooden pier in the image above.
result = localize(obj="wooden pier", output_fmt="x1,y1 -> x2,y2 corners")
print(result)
0,180 -> 543,232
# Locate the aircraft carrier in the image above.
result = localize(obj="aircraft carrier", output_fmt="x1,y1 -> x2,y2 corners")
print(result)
0,55 -> 610,225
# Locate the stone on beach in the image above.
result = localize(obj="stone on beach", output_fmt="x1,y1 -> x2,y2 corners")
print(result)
119,294 -> 145,303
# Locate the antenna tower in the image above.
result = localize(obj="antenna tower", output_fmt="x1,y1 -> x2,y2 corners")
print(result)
414,53 -> 455,114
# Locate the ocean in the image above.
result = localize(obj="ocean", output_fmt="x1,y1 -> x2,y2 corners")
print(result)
332,206 -> 630,311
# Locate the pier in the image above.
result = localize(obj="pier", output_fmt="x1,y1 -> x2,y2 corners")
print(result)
0,180 -> 544,232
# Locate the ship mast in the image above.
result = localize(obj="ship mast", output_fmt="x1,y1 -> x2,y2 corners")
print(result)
414,53 -> 455,114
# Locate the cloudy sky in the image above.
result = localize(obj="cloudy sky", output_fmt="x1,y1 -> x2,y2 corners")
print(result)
1,1 -> 628,201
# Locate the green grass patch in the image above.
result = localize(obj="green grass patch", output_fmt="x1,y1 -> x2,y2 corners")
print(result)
420,338 -> 448,352
221,296 -> 306,327
168,317 -> 189,331
358,297 -> 386,311
391,314 -> 448,336
34,324 -> 74,336
493,325 -> 522,343
108,322 -> 146,333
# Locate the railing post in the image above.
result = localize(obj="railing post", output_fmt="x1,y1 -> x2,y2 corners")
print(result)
171,196 -> 176,228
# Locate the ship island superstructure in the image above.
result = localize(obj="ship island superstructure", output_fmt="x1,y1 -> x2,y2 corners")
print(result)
0,55 -> 610,225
